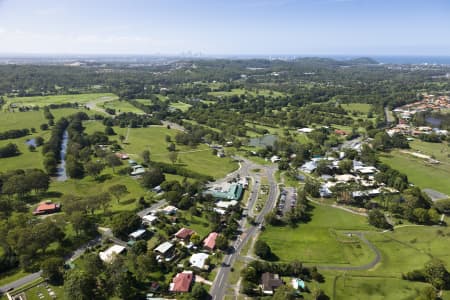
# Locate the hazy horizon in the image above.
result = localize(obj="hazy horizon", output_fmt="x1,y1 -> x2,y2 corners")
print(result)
1,0 -> 449,56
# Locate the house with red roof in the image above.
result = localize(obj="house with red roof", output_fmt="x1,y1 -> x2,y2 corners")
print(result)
203,232 -> 218,251
334,129 -> 347,136
169,271 -> 194,293
33,201 -> 61,215
175,228 -> 195,241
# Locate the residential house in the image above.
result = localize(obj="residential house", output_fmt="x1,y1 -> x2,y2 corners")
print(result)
33,201 -> 61,215
189,253 -> 209,270
300,161 -> 317,173
115,153 -> 129,160
154,241 -> 175,261
128,229 -> 147,241
297,127 -> 314,133
160,205 -> 178,215
334,129 -> 347,136
99,245 -> 126,263
261,272 -> 283,295
169,271 -> 194,293
216,200 -> 238,209
142,214 -> 158,226
270,155 -> 281,163
175,228 -> 195,241
203,232 -> 218,251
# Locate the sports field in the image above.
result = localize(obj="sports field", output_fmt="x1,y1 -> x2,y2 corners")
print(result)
341,103 -> 373,114
260,203 -> 374,265
208,88 -> 286,98
169,101 -> 192,112
5,93 -> 117,107
99,99 -> 144,114
380,150 -> 450,195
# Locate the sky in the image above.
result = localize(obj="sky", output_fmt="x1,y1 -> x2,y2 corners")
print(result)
0,0 -> 450,56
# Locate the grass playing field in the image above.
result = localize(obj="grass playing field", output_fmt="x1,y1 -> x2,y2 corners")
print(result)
169,101 -> 192,112
380,150 -> 450,195
98,99 -> 144,114
208,88 -> 286,98
341,103 -> 373,114
5,93 -> 117,108
260,203 -> 374,264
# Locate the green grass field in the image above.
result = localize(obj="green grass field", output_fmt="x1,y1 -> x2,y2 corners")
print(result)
333,276 -> 428,300
364,226 -> 450,277
208,88 -> 285,98
0,108 -> 106,172
5,93 -> 117,107
0,110 -> 49,171
409,139 -> 450,164
135,98 -> 153,105
260,203 -> 374,264
169,102 -> 192,112
0,135 -> 48,171
341,103 -> 373,114
0,111 -> 46,131
83,121 -> 238,179
49,170 -> 148,212
260,202 -> 450,299
99,100 -> 144,114
380,150 -> 450,195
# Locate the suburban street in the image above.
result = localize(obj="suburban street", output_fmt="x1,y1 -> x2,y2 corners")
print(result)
0,157 -> 277,298
0,199 -> 168,294
209,160 -> 279,300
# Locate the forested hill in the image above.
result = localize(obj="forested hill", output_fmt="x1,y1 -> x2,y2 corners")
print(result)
1,57 -> 449,109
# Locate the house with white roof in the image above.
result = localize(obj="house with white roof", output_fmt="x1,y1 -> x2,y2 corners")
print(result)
128,229 -> 147,241
99,245 -> 126,263
189,253 -> 209,270
216,200 -> 238,209
297,127 -> 314,133
142,214 -> 158,225
300,161 -> 317,173
160,205 -> 178,215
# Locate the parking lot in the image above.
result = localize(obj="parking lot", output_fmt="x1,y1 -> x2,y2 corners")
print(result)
277,187 -> 297,216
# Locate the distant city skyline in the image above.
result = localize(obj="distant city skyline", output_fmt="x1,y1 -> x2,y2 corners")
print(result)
0,0 -> 449,56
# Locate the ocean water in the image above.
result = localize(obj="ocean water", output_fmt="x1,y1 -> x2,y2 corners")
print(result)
373,56 -> 450,65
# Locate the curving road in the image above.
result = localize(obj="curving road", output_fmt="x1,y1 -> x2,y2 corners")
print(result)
0,199 -> 169,295
315,231 -> 381,271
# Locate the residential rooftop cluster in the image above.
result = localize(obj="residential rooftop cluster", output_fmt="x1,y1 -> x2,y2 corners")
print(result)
393,94 -> 450,117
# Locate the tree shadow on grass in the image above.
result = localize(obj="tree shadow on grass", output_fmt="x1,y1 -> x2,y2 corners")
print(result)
41,191 -> 63,198
96,174 -> 113,182
120,198 -> 136,205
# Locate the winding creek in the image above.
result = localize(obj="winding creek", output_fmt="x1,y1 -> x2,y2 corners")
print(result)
56,130 -> 69,181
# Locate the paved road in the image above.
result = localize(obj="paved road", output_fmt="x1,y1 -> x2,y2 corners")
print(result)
0,272 -> 43,294
0,199 -> 168,294
384,106 -> 395,125
137,199 -> 167,218
210,162 -> 278,300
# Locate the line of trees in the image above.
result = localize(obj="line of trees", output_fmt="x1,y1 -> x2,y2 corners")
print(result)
0,128 -> 30,140
0,143 -> 20,158
42,116 -> 69,174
